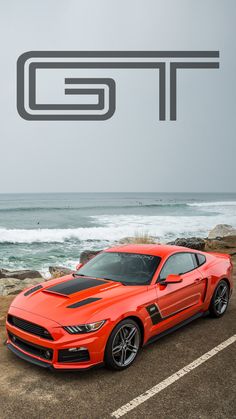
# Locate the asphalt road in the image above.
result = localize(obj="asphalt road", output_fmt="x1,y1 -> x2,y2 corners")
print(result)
0,279 -> 235,419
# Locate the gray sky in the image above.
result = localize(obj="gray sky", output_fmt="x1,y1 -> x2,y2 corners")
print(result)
0,0 -> 235,193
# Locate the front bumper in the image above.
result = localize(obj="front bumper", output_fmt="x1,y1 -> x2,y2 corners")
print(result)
6,307 -> 108,370
7,342 -> 52,368
7,342 -> 103,371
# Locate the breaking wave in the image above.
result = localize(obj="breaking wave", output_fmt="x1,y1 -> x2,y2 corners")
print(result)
1,212 -> 236,244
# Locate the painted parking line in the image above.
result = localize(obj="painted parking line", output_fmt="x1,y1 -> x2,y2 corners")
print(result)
111,334 -> 236,418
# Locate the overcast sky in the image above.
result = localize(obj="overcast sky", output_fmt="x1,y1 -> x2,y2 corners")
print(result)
0,0 -> 235,193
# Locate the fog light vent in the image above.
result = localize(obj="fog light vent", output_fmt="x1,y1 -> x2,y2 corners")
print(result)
58,348 -> 90,363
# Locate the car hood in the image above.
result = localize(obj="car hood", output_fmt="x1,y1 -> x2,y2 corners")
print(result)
10,275 -> 143,325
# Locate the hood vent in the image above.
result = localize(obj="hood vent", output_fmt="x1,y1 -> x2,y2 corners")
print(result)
67,297 -> 102,308
24,284 -> 42,296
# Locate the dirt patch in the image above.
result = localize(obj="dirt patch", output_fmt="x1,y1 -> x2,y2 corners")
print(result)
0,296 -> 14,345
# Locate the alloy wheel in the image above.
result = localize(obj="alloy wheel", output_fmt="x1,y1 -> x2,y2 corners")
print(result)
112,323 -> 140,367
214,283 -> 229,315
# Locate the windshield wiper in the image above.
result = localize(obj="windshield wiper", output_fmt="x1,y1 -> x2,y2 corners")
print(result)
72,273 -> 89,277
122,281 -> 148,286
99,277 -> 128,285
100,277 -> 118,282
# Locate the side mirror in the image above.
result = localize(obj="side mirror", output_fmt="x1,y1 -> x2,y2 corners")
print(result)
76,262 -> 83,271
160,274 -> 183,285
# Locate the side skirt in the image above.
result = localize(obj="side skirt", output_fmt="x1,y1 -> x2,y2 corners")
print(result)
145,311 -> 209,346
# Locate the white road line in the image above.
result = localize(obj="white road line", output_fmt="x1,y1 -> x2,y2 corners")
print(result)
111,334 -> 236,418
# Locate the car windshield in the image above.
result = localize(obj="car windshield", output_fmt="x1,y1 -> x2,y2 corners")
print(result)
77,252 -> 161,285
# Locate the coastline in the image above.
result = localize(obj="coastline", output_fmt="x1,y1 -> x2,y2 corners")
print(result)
0,192 -> 236,275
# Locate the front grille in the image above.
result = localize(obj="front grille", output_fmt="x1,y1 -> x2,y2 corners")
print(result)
8,332 -> 53,361
58,348 -> 90,363
7,315 -> 53,340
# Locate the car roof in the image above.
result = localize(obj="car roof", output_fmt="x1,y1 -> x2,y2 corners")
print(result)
105,244 -> 197,258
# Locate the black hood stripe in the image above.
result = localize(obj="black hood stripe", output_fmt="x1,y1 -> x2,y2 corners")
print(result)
67,297 -> 101,308
46,277 -> 107,296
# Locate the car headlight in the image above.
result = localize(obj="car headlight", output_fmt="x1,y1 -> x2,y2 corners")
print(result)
63,320 -> 106,334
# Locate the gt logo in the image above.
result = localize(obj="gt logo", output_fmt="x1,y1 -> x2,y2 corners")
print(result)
17,51 -> 219,121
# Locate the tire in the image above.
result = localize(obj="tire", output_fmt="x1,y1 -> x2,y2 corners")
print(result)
104,319 -> 141,371
209,279 -> 230,318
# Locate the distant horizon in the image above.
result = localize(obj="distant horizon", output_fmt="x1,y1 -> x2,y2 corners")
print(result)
0,191 -> 236,195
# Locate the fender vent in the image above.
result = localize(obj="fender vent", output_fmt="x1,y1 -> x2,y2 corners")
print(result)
146,304 -> 162,325
67,297 -> 101,308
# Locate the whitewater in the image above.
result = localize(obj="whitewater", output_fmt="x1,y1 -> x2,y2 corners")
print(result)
0,192 -> 235,274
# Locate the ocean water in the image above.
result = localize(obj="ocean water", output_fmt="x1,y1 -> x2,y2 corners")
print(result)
0,192 -> 236,276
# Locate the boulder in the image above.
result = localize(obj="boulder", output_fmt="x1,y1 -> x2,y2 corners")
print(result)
0,269 -> 10,278
80,250 -> 101,264
0,278 -> 43,296
205,235 -> 236,251
0,269 -> 42,280
168,237 -> 205,251
49,266 -> 74,279
208,224 -> 236,239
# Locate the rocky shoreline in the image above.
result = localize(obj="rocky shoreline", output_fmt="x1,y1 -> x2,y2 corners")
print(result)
1,224 -> 236,297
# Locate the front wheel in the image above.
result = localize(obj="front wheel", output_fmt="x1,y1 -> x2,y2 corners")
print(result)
105,319 -> 141,371
209,279 -> 230,318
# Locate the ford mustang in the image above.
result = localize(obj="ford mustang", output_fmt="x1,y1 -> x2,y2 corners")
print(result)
6,244 -> 233,371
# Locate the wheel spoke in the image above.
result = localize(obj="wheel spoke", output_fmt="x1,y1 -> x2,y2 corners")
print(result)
113,345 -> 122,355
120,348 -> 126,365
214,297 -> 221,306
220,286 -> 227,298
127,344 -> 138,353
119,328 -> 125,342
126,327 -> 137,342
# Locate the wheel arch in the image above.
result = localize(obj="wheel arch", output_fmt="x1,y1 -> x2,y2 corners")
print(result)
208,277 -> 231,317
208,276 -> 231,303
221,277 -> 231,289
213,277 -> 231,293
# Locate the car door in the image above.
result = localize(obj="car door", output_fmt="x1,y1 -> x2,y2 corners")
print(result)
155,252 -> 207,320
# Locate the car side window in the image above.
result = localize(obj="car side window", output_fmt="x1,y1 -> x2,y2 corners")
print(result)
196,253 -> 206,266
158,253 -> 196,281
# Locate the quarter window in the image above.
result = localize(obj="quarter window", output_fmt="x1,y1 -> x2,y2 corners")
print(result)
196,253 -> 206,266
159,253 -> 196,281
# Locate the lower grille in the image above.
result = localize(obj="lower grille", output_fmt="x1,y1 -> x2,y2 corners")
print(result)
8,332 -> 53,361
58,348 -> 90,363
7,315 -> 53,340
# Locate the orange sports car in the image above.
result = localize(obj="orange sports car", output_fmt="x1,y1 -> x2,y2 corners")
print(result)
6,244 -> 233,371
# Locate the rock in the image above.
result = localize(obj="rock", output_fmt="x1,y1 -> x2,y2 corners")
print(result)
208,224 -> 236,239
0,269 -> 42,280
49,266 -> 74,279
168,237 -> 205,251
0,278 -> 43,296
0,269 -> 10,278
205,235 -> 236,251
80,250 -> 101,264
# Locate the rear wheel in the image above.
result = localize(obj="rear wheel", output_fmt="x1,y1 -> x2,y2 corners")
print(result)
209,280 -> 230,318
105,319 -> 141,371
